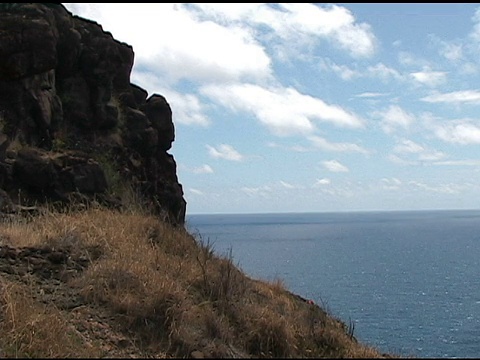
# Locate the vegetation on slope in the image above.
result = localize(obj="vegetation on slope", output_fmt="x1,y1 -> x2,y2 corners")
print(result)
0,203 -> 392,358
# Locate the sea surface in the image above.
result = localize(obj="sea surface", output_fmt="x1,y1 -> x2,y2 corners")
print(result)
186,210 -> 480,358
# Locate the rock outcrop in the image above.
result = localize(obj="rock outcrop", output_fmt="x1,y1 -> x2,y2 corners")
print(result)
0,3 -> 186,224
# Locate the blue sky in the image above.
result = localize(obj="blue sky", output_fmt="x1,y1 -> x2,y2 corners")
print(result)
64,3 -> 480,215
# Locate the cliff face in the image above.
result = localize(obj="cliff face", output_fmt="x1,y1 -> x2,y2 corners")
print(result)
0,3 -> 186,224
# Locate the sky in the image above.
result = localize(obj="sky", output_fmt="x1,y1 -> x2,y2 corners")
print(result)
63,3 -> 480,215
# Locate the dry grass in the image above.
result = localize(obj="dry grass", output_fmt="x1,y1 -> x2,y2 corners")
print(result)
0,204 -> 393,358
0,279 -> 102,358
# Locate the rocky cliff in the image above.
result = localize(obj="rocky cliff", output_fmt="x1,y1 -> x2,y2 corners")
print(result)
0,3 -> 186,224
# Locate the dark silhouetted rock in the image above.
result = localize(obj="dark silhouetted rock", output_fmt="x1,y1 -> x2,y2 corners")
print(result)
0,3 -> 186,224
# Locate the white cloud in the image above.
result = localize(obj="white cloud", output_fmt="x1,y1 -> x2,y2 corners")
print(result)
189,188 -> 204,196
320,58 -> 360,80
418,151 -> 446,161
428,33 -> 478,76
408,181 -> 462,194
470,7 -> 480,42
313,178 -> 331,187
355,92 -> 389,98
381,177 -> 402,190
178,3 -> 378,63
410,69 -> 447,87
420,90 -> 480,104
291,145 -> 311,152
367,63 -> 403,82
435,122 -> 480,144
241,186 -> 272,198
459,63 -> 479,75
433,159 -> 480,166
241,187 -> 260,196
387,154 -> 417,166
222,3 -> 377,58
201,84 -> 364,136
207,144 -> 244,161
421,90 -> 480,104
64,3 -> 272,85
392,139 -> 446,161
398,51 -> 430,67
311,180 -> 355,197
192,165 -> 214,174
308,136 -> 369,154
428,34 -> 464,62
273,3 -> 377,58
374,178 -> 465,195
302,4 -> 375,57
322,160 -> 349,172
321,60 -> 403,83
373,105 -> 415,134
279,181 -> 295,189
186,3 -> 263,21
393,139 -> 424,154
267,142 -> 312,153
440,42 -> 463,61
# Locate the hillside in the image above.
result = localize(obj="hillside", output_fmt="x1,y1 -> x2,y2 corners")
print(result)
0,204 -> 394,358
0,3 -> 397,358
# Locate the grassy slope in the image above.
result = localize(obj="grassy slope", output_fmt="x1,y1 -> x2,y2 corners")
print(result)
0,205 -> 394,358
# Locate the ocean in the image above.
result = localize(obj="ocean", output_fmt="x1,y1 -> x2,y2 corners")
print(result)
185,210 -> 480,358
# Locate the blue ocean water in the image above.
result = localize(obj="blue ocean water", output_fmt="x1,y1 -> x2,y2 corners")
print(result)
186,210 -> 480,358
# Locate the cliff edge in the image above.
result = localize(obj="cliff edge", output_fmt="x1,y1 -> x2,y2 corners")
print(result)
0,3 -> 186,224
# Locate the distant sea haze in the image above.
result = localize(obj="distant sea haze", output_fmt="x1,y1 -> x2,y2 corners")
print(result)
186,210 -> 480,358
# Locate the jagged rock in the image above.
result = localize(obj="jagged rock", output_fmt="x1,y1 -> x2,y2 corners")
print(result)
144,94 -> 175,151
0,3 -> 186,224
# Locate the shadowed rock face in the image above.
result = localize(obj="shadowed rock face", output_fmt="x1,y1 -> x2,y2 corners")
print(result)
0,3 -> 186,224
